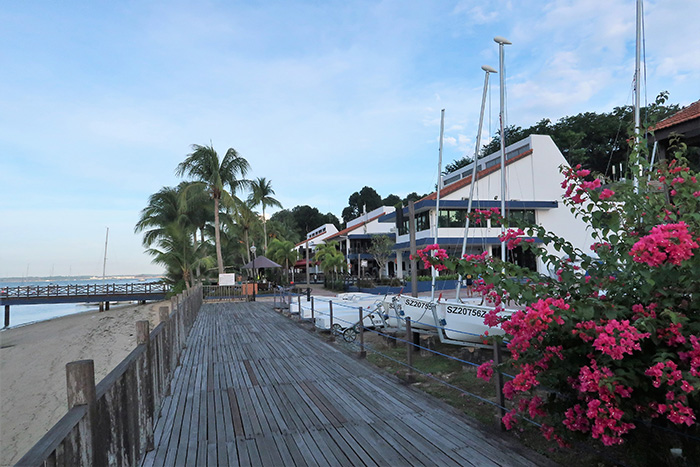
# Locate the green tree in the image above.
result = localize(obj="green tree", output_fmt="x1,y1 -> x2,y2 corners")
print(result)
134,186 -> 184,248
267,238 -> 298,284
342,186 -> 383,223
314,241 -> 346,280
402,192 -> 427,206
382,194 -> 402,207
248,177 -> 282,253
175,143 -> 250,275
443,156 -> 474,174
290,205 -> 340,237
367,234 -> 394,278
146,223 -> 215,290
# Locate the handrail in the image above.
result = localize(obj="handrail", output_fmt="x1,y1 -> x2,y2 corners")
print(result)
15,285 -> 203,467
0,282 -> 169,300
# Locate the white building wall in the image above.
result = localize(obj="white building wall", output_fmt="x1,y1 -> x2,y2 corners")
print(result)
394,134 -> 593,274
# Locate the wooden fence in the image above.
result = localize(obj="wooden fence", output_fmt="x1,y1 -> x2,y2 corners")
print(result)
15,285 -> 203,467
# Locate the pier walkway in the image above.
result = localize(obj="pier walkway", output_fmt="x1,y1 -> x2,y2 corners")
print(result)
142,302 -> 552,466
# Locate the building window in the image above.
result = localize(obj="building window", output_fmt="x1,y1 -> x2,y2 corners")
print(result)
438,209 -> 465,228
398,211 -> 430,235
491,209 -> 536,227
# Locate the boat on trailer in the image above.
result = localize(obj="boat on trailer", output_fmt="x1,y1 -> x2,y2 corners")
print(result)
290,292 -> 389,335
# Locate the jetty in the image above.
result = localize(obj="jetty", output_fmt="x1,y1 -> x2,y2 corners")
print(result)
17,288 -> 553,466
0,282 -> 169,327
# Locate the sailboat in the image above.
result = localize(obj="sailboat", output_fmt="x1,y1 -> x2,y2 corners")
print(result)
389,37 -> 518,345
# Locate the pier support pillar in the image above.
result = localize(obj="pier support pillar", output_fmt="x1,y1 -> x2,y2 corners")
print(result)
4,305 -> 9,328
105,301 -> 110,311
99,302 -> 104,312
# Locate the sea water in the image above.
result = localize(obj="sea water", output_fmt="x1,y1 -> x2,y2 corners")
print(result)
0,278 -> 158,329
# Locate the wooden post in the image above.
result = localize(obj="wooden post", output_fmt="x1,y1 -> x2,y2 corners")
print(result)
494,340 -> 506,430
328,301 -> 335,342
136,321 -> 154,451
105,301 -> 110,311
4,305 -> 9,328
311,297 -> 315,332
297,294 -> 302,319
405,317 -> 415,383
358,306 -> 366,359
66,360 -> 96,466
159,306 -> 171,396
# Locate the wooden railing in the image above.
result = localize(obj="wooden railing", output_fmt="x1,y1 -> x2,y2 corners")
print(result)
15,285 -> 203,467
0,282 -> 169,303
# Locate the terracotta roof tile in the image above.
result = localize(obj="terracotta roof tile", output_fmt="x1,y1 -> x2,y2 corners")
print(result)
653,100 -> 700,131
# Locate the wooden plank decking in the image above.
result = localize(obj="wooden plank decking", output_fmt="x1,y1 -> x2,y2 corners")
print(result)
142,302 -> 553,467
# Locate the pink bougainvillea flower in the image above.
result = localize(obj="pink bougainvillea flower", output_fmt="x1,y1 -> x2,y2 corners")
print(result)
630,222 -> 699,267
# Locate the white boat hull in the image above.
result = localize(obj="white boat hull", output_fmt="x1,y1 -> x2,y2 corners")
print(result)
439,300 -> 514,343
390,296 -> 514,344
289,294 -> 387,330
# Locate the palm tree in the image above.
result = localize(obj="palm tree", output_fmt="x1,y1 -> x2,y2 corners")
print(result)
248,177 -> 282,253
314,241 -> 346,281
146,223 -> 215,290
175,144 -> 250,275
268,238 -> 298,284
179,181 -> 213,249
233,201 -> 261,264
134,186 -> 183,247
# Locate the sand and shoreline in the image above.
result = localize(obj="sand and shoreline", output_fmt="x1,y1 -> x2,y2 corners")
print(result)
0,300 -> 169,466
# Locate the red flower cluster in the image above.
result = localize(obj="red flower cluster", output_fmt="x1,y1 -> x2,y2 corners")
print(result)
414,244 -> 449,271
569,359 -> 636,445
500,298 -> 567,360
476,360 -> 494,381
561,164 -> 607,204
629,222 -> 699,267
498,228 -> 525,250
573,319 -> 650,360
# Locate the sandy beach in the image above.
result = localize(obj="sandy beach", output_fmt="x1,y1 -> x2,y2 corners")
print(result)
0,300 -> 169,466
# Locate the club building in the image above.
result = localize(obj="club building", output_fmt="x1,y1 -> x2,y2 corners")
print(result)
378,134 -> 593,276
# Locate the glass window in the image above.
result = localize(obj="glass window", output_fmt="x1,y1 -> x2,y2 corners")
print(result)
438,209 -> 466,228
491,209 -> 536,227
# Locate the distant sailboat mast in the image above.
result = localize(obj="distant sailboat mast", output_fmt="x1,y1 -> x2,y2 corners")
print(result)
102,227 -> 109,282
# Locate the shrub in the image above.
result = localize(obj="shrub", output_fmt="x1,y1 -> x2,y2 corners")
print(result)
420,144 -> 700,459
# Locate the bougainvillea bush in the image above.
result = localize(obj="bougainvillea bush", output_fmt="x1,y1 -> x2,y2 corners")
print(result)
419,145 -> 700,460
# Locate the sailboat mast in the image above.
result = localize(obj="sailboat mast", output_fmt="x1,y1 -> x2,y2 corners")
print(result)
431,109 -> 446,301
495,36 -> 512,265
456,65 -> 496,299
633,0 -> 643,189
102,227 -> 109,282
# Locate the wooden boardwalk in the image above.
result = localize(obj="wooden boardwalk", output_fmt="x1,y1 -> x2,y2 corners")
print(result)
142,302 -> 553,466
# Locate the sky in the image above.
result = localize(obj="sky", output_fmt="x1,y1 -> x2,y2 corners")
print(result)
1,0 -> 698,278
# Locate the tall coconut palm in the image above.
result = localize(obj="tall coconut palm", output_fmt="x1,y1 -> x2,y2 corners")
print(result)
134,186 -> 184,247
248,177 -> 282,253
178,181 -> 214,279
176,144 -> 250,275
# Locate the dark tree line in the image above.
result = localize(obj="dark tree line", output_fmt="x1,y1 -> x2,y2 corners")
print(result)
445,99 -> 682,177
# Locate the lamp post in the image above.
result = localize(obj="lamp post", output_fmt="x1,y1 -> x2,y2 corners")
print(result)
250,244 -> 257,301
